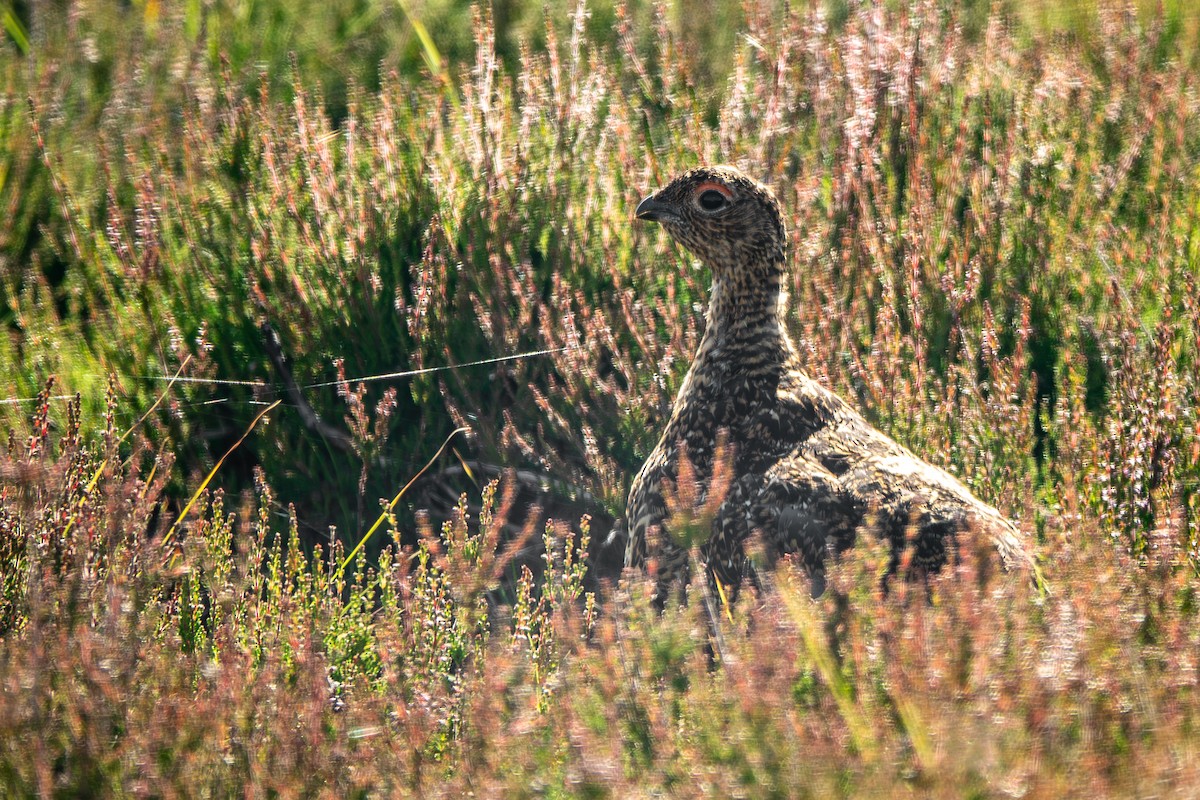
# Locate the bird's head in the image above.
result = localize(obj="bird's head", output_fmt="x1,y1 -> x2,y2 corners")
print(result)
635,166 -> 787,277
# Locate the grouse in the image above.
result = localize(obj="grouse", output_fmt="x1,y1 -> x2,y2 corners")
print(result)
624,165 -> 1029,605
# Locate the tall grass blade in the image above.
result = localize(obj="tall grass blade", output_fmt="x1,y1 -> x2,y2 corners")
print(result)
395,0 -> 443,77
61,356 -> 193,540
161,399 -> 282,550
1,7 -> 29,55
338,426 -> 469,573
780,569 -> 879,760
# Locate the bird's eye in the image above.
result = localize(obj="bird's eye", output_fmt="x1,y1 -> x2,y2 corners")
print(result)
697,189 -> 728,211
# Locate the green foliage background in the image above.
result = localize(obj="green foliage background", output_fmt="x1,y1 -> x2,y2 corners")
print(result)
2,0 -> 1200,795
2,0 -> 1199,542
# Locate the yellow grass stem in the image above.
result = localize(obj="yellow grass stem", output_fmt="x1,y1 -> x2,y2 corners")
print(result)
452,446 -> 476,485
892,693 -> 934,769
140,457 -> 158,499
338,426 -> 469,574
121,356 -> 194,449
394,0 -> 460,113
1,7 -> 29,55
60,355 -> 193,541
713,576 -> 734,624
780,570 -> 878,760
162,399 -> 281,550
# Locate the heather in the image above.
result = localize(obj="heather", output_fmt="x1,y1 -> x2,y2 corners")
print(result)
2,1 -> 1200,796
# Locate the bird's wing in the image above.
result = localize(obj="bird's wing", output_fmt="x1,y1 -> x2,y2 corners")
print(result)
754,452 -> 864,565
805,419 -> 1032,572
760,366 -> 1030,575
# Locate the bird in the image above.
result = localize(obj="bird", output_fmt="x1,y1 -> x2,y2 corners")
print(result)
623,165 -> 1030,606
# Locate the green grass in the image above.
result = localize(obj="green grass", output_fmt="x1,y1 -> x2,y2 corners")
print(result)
2,0 -> 1200,795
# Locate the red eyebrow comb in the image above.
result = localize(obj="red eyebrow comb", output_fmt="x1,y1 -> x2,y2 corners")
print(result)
694,181 -> 733,198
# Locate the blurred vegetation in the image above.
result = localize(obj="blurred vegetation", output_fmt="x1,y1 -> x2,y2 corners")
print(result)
2,0 -> 1200,795
2,0 -> 1199,539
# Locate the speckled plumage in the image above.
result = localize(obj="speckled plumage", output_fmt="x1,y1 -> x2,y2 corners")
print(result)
625,166 -> 1029,605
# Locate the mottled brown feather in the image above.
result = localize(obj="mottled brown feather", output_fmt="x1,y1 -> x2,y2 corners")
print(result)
625,166 -> 1030,605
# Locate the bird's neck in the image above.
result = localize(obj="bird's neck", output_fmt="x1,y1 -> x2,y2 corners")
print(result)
657,261 -> 791,471
703,263 -> 788,350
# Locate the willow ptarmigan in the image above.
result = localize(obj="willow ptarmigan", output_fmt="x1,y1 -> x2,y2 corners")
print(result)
624,165 -> 1030,605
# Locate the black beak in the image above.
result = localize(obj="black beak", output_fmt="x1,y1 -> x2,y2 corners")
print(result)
635,195 -> 679,224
